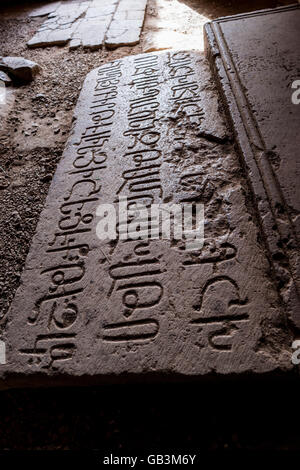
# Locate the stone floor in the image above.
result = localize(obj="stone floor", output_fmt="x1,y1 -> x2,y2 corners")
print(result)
27,0 -> 148,49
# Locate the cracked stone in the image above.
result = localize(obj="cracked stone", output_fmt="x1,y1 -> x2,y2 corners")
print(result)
85,6 -> 115,18
0,51 -> 292,389
69,38 -> 82,50
27,0 -> 146,50
72,18 -> 110,49
117,0 -> 147,12
113,9 -> 146,21
28,28 -> 74,47
0,70 -> 12,86
205,5 -> 300,329
109,17 -> 144,30
29,2 -> 61,18
105,24 -> 142,48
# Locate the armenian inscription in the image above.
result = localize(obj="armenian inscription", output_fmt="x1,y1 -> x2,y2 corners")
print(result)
0,52 -> 291,388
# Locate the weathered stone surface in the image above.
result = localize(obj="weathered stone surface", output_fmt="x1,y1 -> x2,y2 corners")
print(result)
117,0 -> 147,11
0,52 -> 292,389
0,70 -> 12,86
85,5 -> 115,18
27,0 -> 147,50
69,38 -> 82,50
105,0 -> 146,48
28,2 -> 89,48
205,5 -> 300,329
53,1 -> 90,18
0,57 -> 40,83
29,2 -> 61,18
114,9 -> 145,21
110,17 -> 144,30
90,0 -> 118,6
73,19 -> 109,50
105,24 -> 142,48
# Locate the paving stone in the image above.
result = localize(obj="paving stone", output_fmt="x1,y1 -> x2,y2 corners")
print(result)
28,0 -> 146,50
27,33 -> 54,48
109,18 -> 144,31
113,9 -> 146,21
105,0 -> 147,47
28,2 -> 89,48
75,19 -> 109,50
0,57 -> 40,83
105,26 -> 142,48
205,5 -> 300,329
117,0 -> 147,12
28,28 -> 74,47
110,17 -> 144,29
69,38 -> 82,50
90,0 -> 118,6
0,52 -> 292,389
85,5 -> 115,18
29,2 -> 61,18
53,2 -> 89,18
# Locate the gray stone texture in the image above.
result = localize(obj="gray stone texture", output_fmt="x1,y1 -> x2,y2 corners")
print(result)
0,70 -> 12,85
0,57 -> 40,83
205,5 -> 300,329
27,0 -> 147,50
0,52 -> 292,389
105,0 -> 146,48
29,2 -> 61,18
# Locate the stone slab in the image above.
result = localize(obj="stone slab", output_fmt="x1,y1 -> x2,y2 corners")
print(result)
69,38 -> 81,50
29,2 -> 61,18
73,19 -> 109,50
105,25 -> 142,48
117,0 -> 147,11
27,3 -> 89,48
0,52 -> 292,389
105,0 -> 146,48
27,0 -> 147,50
114,10 -> 146,21
90,0 -> 118,6
85,6 -> 115,18
28,28 -> 73,48
205,5 -> 300,329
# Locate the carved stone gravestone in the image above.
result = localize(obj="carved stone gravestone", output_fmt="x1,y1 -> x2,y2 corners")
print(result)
0,51 -> 292,389
205,4 -> 300,329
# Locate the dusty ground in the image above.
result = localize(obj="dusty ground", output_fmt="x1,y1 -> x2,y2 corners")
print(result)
0,0 -> 298,452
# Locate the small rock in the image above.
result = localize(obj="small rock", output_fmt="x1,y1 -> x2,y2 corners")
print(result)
0,70 -> 12,86
11,211 -> 22,226
0,57 -> 41,83
41,173 -> 52,183
33,93 -> 46,101
0,176 -> 9,189
24,208 -> 32,216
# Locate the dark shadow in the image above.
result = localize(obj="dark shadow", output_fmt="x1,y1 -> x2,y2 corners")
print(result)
178,0 -> 296,19
0,379 -> 300,450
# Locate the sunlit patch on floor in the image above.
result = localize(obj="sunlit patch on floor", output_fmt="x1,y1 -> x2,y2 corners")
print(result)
143,0 -> 209,52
